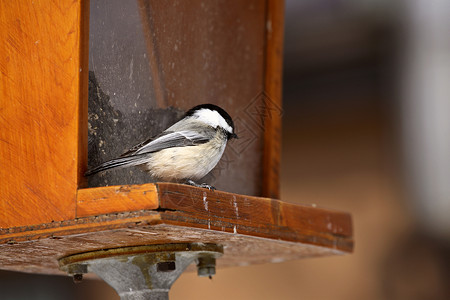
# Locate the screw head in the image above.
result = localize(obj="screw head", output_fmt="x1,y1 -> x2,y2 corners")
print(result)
73,274 -> 83,283
197,256 -> 216,278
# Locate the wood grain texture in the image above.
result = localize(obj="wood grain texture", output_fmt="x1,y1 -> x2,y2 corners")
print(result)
157,183 -> 352,252
136,0 -> 167,108
77,0 -> 90,188
0,221 -> 346,275
0,211 -> 162,244
0,1 -> 353,275
0,1 -> 89,227
77,184 -> 159,217
262,0 -> 284,199
74,183 -> 352,252
0,182 -> 352,274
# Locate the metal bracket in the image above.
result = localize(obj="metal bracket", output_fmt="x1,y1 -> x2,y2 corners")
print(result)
59,243 -> 223,300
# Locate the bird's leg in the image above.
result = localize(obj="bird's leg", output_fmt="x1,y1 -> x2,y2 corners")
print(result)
186,180 -> 216,191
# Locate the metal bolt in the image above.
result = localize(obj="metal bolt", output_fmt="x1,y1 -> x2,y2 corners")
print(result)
157,261 -> 176,272
73,274 -> 83,283
67,263 -> 88,274
66,264 -> 87,283
196,255 -> 216,278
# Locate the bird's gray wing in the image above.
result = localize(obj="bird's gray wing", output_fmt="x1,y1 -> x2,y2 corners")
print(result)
120,137 -> 154,157
86,125 -> 216,176
132,129 -> 213,155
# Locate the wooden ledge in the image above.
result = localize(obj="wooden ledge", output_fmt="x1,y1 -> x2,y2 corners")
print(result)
0,183 -> 353,275
77,182 -> 352,251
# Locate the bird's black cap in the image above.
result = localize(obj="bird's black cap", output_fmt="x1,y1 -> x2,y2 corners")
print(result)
186,104 -> 236,137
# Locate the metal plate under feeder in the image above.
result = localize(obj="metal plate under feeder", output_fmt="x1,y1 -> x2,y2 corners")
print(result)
58,243 -> 223,300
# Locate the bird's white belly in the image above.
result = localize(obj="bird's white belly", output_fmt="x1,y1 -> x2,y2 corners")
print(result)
144,140 -> 226,181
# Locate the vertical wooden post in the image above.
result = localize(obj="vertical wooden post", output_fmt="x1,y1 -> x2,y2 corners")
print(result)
0,1 -> 89,227
262,0 -> 284,199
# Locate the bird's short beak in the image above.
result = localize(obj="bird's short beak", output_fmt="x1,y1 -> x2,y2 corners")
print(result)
231,133 -> 238,139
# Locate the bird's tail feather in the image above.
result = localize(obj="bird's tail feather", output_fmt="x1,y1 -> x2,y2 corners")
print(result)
85,153 -> 151,176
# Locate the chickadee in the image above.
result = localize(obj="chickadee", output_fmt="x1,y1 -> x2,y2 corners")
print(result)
85,104 -> 238,189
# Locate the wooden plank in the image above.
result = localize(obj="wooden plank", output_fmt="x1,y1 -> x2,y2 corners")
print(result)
0,211 -> 162,244
77,184 -> 159,217
0,182 -> 352,275
75,183 -> 352,253
77,0 -> 90,188
157,183 -> 353,252
0,222 -> 346,275
0,1 -> 89,227
75,183 -> 352,252
136,0 -> 167,108
262,0 -> 284,199
77,183 -> 353,251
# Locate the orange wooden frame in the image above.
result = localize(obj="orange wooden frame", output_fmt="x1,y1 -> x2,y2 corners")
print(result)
0,0 -> 89,228
0,2 -> 353,276
0,0 -> 284,229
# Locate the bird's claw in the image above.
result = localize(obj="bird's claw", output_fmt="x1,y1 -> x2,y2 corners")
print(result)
186,180 -> 216,191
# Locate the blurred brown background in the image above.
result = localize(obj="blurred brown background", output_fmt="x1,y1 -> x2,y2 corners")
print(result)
1,0 -> 450,299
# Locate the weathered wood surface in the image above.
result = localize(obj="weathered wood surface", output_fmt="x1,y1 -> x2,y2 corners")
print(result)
262,0 -> 284,199
77,183 -> 352,251
77,184 -> 159,217
0,1 -> 89,227
0,183 -> 352,275
0,1 -> 352,276
157,183 -> 352,251
0,222 -> 346,276
0,0 -> 281,228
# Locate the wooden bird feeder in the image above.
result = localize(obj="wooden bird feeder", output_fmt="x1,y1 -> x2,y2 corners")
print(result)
0,1 -> 352,298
